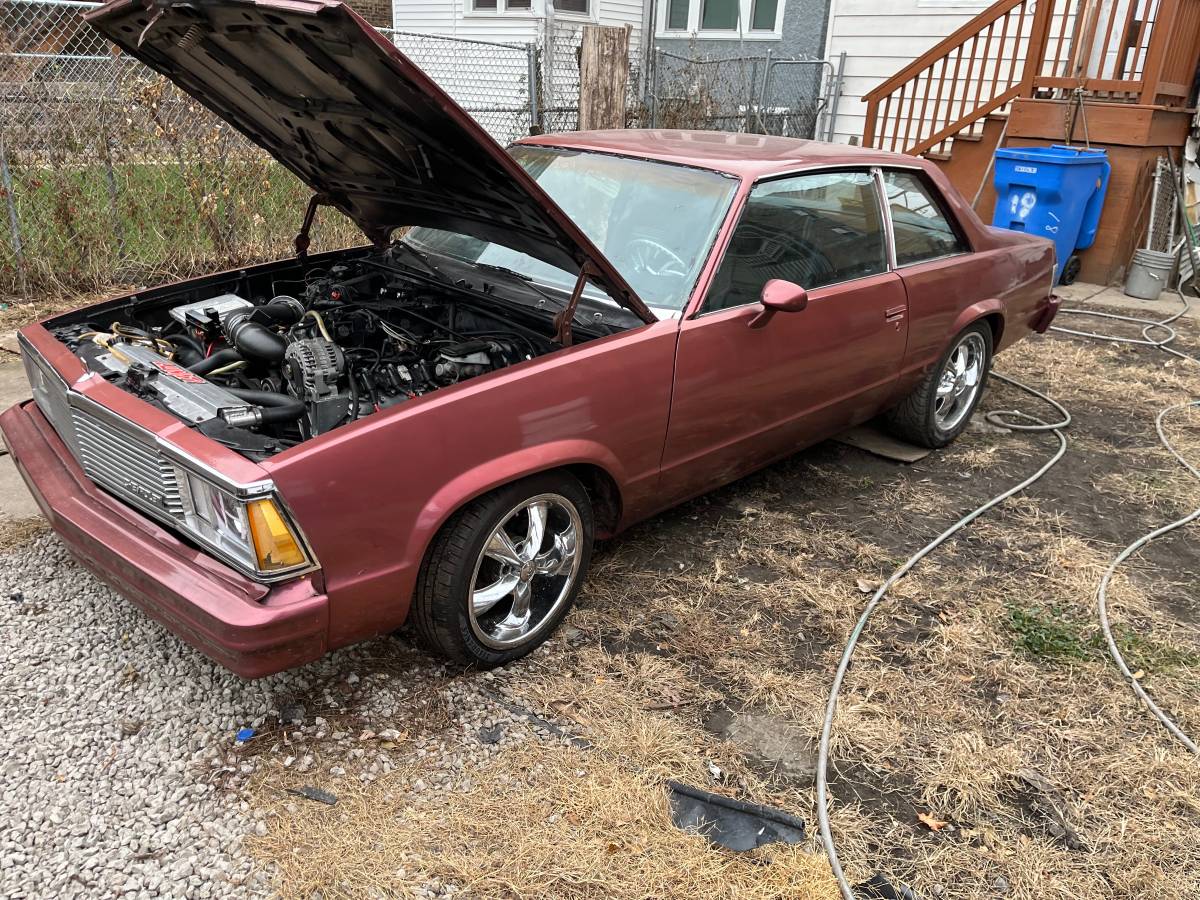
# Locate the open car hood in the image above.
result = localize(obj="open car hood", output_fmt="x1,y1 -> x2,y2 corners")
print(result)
85,0 -> 655,323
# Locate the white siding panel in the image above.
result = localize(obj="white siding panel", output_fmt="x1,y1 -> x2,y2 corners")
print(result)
825,0 -> 1017,145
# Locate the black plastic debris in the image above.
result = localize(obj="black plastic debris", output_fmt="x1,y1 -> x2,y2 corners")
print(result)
856,873 -> 919,900
286,786 -> 338,806
666,781 -> 805,851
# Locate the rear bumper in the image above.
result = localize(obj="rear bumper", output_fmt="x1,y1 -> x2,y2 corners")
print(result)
1033,293 -> 1061,334
0,400 -> 329,678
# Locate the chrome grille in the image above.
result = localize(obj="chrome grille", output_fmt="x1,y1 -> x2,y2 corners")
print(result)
69,407 -> 186,518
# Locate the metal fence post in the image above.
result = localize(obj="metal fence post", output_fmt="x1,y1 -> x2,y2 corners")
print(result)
527,42 -> 542,134
649,46 -> 660,128
823,51 -> 847,142
101,136 -> 126,258
755,49 -> 773,133
0,139 -> 26,295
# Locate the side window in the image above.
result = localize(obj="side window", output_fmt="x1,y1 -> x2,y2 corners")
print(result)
883,170 -> 968,266
703,170 -> 887,314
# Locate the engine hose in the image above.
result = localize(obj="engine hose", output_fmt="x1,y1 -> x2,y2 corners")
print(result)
815,374 -> 1071,900
225,388 -> 306,425
1050,291 -> 1200,757
188,348 -> 243,376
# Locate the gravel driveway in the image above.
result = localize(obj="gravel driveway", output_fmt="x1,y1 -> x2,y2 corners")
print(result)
0,533 -> 464,899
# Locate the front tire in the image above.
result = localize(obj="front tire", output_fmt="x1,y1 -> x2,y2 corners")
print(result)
885,322 -> 993,449
411,472 -> 594,667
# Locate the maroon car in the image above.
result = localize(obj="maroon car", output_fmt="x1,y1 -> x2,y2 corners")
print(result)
0,0 -> 1058,677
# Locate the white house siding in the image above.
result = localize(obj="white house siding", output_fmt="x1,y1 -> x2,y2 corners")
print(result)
824,0 -> 994,145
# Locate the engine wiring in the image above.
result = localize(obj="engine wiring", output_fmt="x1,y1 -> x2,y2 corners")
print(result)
815,287 -> 1200,898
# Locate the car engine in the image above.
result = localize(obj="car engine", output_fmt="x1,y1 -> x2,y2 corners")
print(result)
50,257 -> 551,458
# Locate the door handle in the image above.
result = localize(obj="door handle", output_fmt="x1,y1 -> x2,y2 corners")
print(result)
885,305 -> 907,322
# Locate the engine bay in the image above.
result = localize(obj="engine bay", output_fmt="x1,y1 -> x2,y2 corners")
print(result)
47,248 -> 613,459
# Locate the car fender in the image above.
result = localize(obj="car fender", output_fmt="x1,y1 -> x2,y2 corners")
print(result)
403,439 -> 629,572
949,299 -> 1005,351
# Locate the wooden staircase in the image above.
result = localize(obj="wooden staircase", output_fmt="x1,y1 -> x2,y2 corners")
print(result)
862,0 -> 1200,198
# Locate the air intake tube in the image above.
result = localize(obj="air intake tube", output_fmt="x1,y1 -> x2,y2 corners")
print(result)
223,310 -> 287,363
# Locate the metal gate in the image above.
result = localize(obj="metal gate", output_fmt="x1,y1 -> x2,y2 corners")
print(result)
649,49 -> 845,141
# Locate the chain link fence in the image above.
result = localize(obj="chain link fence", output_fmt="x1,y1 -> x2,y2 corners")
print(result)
1,0 -> 839,301
649,48 -> 842,141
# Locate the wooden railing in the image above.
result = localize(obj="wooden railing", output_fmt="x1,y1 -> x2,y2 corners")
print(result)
863,0 -> 1200,156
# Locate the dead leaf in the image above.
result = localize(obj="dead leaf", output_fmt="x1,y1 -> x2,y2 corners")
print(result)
918,812 -> 948,831
856,578 -> 877,594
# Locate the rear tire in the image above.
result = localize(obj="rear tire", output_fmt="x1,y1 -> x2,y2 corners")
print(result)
884,322 -> 993,449
411,472 -> 593,667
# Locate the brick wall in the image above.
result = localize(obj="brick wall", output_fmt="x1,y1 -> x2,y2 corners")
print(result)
349,0 -> 392,28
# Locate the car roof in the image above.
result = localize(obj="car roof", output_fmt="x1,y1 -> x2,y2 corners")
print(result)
516,129 -> 928,180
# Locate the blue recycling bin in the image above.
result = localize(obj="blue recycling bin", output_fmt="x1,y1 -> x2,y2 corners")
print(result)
991,145 -> 1112,285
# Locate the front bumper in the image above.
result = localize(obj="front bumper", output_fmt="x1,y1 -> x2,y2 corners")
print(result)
0,400 -> 329,678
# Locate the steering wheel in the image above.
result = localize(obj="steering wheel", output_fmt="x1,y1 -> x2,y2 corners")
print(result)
627,237 -> 688,279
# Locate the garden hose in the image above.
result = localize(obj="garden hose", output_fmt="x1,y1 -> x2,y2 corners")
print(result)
1050,291 -> 1200,757
815,373 -> 1071,900
816,292 -> 1200,898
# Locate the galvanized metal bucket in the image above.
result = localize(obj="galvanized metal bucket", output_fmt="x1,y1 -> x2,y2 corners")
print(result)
1125,249 -> 1174,301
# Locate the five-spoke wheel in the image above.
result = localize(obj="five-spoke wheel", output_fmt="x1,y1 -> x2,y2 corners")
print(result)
885,321 -> 994,449
469,494 -> 583,649
412,473 -> 594,666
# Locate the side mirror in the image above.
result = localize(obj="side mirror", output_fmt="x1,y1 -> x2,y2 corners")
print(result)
748,279 -> 808,329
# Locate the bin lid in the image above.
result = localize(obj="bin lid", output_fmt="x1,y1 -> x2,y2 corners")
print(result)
994,144 -> 1108,164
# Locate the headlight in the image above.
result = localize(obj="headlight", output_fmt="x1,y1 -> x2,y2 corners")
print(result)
182,473 -> 310,577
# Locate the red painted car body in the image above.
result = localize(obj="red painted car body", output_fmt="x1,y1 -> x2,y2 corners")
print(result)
0,2 -> 1057,678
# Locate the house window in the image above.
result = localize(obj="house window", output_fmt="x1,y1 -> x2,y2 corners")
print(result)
658,0 -> 784,37
555,0 -> 590,13
470,0 -> 534,12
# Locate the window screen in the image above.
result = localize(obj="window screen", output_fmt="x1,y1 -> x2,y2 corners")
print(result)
750,0 -> 778,30
508,0 -> 533,8
666,0 -> 690,28
557,0 -> 589,12
473,0 -> 498,9
703,170 -> 888,313
884,170 -> 967,265
700,0 -> 739,29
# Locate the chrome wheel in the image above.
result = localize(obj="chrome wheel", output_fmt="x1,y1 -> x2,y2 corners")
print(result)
468,493 -> 583,649
935,331 -> 987,431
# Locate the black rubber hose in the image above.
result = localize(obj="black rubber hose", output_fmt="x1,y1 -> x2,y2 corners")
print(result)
224,312 -> 287,362
168,333 -> 206,357
226,388 -> 306,425
250,296 -> 305,328
188,348 -> 243,376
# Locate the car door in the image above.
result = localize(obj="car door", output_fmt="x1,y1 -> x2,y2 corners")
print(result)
659,168 -> 909,500
879,167 -> 975,377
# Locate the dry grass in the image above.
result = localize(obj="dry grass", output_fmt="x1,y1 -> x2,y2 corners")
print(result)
233,303 -> 1200,898
249,740 -> 840,900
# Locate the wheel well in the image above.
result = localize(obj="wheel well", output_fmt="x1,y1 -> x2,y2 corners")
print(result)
983,312 -> 1004,348
564,463 -> 623,538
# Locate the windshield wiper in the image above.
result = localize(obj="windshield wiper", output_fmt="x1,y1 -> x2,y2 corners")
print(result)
386,239 -> 450,283
474,263 -> 587,323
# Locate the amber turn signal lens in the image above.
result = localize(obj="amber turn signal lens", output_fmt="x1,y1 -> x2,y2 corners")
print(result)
246,498 -> 307,572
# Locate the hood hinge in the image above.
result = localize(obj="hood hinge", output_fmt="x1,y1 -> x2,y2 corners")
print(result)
553,262 -> 596,348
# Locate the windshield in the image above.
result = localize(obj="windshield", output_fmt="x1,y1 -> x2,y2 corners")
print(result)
405,146 -> 738,313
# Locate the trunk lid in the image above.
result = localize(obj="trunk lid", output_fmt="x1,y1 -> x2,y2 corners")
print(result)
85,0 -> 655,323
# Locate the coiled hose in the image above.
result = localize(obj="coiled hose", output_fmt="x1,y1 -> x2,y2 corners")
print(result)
816,291 -> 1200,899
815,374 -> 1072,900
1051,290 -> 1200,757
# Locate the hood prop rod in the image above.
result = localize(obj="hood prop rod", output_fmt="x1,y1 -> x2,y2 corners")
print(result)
554,262 -> 596,347
294,193 -> 330,260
